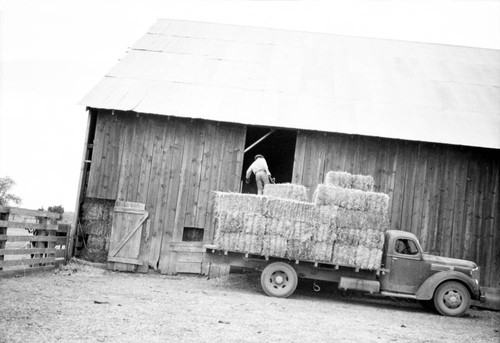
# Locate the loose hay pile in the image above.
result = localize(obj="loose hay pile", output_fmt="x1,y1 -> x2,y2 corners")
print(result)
213,171 -> 390,270
263,183 -> 309,202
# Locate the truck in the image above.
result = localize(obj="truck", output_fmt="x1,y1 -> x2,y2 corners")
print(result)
205,229 -> 485,317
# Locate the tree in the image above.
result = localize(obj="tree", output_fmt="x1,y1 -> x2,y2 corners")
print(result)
0,176 -> 22,206
48,205 -> 64,219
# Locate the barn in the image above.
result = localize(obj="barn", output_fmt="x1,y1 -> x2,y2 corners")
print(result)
74,19 -> 500,287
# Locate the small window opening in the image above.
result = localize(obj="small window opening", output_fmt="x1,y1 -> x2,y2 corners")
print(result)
395,239 -> 419,255
182,227 -> 204,242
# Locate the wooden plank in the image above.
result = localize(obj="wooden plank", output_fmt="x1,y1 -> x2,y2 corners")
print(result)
389,143 -> 406,231
232,126 -> 246,192
0,257 -> 56,267
137,118 -> 166,272
149,117 -> 177,268
170,242 -> 204,253
195,121 -> 218,230
471,154 -> 486,277
107,256 -> 142,265
0,248 -> 58,256
113,207 -> 148,215
0,265 -> 57,278
175,252 -> 204,263
136,218 -> 151,273
218,124 -> 236,193
203,124 -> 226,243
462,153 -> 478,261
487,156 -> 500,287
105,112 -> 122,199
158,119 -> 188,273
0,207 -> 61,219
292,131 -> 307,184
420,144 -> 440,252
86,112 -> 106,197
451,148 -> 469,259
136,116 -> 157,204
184,120 -> 205,228
479,157 -> 494,286
0,236 -> 58,242
0,221 -> 58,231
97,112 -> 115,199
126,114 -> 150,202
410,143 -> 429,240
400,142 -> 418,234
172,120 -> 197,244
116,113 -> 138,201
439,146 -> 457,257
175,262 -> 202,274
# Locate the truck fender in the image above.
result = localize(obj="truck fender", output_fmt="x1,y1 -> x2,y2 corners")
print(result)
415,271 -> 477,300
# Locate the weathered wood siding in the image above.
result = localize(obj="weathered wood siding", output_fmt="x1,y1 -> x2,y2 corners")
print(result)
86,109 -> 246,272
293,131 -> 500,288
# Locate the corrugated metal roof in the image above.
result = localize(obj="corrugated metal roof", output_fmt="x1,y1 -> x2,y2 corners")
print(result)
80,19 -> 500,149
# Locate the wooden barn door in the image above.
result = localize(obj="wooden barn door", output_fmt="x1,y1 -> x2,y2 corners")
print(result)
108,201 -> 149,273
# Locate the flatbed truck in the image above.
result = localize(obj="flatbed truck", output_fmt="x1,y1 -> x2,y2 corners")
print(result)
205,230 -> 485,317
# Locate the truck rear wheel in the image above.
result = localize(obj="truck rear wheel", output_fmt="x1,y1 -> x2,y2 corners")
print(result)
260,262 -> 298,298
433,281 -> 471,317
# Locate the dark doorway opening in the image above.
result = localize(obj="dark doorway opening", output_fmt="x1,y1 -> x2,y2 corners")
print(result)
241,126 -> 297,194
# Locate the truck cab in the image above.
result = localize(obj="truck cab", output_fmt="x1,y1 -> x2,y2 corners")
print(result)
379,230 -> 484,316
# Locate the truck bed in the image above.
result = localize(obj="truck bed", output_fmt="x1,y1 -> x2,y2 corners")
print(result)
204,244 -> 389,283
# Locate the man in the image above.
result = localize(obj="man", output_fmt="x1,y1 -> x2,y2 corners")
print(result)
245,154 -> 272,195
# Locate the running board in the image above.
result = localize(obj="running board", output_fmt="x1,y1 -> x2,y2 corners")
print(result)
380,291 -> 416,299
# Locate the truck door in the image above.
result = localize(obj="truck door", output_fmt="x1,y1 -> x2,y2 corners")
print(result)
382,238 -> 423,294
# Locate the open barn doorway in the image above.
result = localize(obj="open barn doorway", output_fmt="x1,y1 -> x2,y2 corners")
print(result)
241,126 -> 297,194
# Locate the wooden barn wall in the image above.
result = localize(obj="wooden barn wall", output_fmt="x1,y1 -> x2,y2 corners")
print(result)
293,131 -> 500,288
86,109 -> 246,271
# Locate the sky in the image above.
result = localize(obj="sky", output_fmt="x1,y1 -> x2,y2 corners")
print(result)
0,0 -> 499,212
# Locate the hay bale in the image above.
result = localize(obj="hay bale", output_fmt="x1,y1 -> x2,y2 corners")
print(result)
359,229 -> 385,249
313,184 -> 390,214
264,183 -> 309,202
263,197 -> 318,221
324,171 -> 375,192
213,192 -> 265,213
332,243 -> 357,265
311,220 -> 336,243
355,245 -> 371,269
335,209 -> 388,232
242,234 -> 263,254
262,235 -> 287,258
252,214 -> 266,236
310,242 -> 334,261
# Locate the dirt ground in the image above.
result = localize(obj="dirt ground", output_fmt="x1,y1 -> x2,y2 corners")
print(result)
0,261 -> 498,343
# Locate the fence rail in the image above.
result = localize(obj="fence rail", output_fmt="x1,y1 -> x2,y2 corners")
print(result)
0,206 -> 69,277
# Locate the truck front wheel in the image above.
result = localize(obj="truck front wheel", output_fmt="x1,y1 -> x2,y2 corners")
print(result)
261,262 -> 298,298
433,281 -> 471,317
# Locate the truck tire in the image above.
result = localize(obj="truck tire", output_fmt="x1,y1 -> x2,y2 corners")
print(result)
433,281 -> 471,317
260,262 -> 298,298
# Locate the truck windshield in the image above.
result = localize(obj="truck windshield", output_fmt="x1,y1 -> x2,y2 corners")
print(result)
395,239 -> 419,255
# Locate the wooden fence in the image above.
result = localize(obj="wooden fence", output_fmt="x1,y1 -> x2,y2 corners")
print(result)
0,206 -> 69,277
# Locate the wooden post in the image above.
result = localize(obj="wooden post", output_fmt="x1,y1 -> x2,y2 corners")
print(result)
0,209 -> 8,271
68,109 -> 93,259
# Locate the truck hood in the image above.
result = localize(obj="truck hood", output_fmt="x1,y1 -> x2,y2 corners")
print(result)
422,254 -> 477,270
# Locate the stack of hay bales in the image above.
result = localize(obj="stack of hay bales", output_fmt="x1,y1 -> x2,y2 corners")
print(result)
213,175 -> 389,270
315,171 -> 389,270
213,189 -> 324,260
